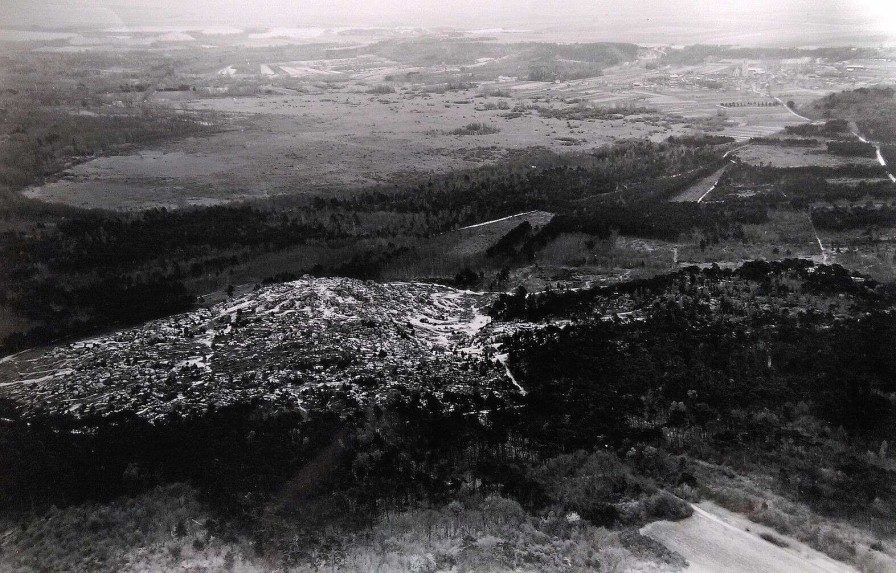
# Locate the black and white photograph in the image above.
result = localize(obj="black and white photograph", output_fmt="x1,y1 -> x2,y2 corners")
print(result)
0,0 -> 894,571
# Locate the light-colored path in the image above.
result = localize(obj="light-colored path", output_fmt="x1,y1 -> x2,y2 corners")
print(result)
641,501 -> 858,573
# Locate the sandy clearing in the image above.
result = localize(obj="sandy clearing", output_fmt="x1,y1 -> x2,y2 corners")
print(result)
641,501 -> 858,573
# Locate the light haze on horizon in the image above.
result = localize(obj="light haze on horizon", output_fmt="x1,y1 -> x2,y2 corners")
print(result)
1,0 -> 894,46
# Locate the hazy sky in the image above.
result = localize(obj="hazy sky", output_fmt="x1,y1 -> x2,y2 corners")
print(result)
1,0 -> 893,45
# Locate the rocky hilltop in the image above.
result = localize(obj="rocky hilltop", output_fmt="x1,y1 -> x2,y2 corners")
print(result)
0,278 -> 515,421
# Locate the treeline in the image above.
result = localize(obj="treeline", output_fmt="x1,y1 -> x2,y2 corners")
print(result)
782,176 -> 896,208
6,142 -> 721,272
812,204 -> 896,231
537,200 -> 762,244
7,206 -> 335,272
490,268 -> 687,321
524,103 -> 658,121
720,101 -> 778,108
304,140 -> 726,218
448,163 -> 750,260
827,140 -> 877,158
722,162 -> 888,185
667,134 -> 736,146
492,258 -> 888,321
784,119 -> 849,137
749,137 -> 819,147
